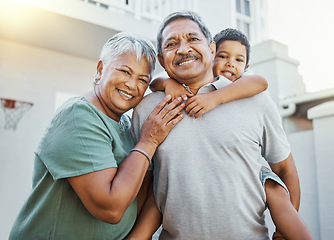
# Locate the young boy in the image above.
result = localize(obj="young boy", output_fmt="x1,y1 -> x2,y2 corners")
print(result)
149,28 -> 313,240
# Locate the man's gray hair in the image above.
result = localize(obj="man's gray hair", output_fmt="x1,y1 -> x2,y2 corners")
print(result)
100,32 -> 156,77
156,11 -> 212,56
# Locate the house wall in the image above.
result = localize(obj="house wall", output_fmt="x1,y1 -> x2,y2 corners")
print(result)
308,102 -> 334,240
0,39 -> 96,239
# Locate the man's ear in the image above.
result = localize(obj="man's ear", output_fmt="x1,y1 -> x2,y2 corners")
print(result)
209,41 -> 216,62
158,54 -> 165,69
210,41 -> 216,55
96,60 -> 103,79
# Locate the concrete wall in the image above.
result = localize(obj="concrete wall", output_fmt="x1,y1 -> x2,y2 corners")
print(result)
0,39 -> 96,239
308,101 -> 334,240
251,40 -> 305,104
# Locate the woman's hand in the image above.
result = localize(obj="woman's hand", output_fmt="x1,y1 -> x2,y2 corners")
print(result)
137,95 -> 185,151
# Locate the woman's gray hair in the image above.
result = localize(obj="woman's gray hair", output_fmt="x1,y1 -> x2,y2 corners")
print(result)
100,32 -> 156,77
156,11 -> 212,56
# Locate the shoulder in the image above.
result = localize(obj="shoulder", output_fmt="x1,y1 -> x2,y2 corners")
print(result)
55,96 -> 93,117
134,92 -> 165,113
212,76 -> 232,89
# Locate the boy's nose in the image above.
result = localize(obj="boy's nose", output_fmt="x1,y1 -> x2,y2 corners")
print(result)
226,61 -> 235,68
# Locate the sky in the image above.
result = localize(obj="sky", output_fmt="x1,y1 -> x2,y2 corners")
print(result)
267,0 -> 334,92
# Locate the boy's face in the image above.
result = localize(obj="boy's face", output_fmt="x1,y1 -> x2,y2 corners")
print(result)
213,40 -> 248,82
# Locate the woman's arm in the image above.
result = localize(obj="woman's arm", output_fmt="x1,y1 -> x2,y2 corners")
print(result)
68,95 -> 184,224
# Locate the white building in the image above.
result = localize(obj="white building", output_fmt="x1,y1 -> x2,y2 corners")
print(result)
0,0 -> 333,239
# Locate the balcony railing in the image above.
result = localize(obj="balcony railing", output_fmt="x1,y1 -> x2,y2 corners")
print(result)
80,0 -> 198,22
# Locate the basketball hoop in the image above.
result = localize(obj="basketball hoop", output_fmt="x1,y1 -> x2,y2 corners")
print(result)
0,98 -> 33,130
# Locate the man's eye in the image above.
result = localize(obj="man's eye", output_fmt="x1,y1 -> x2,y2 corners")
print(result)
166,42 -> 176,48
190,37 -> 199,41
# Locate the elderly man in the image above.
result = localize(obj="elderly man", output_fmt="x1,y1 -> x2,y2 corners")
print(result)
131,11 -> 300,239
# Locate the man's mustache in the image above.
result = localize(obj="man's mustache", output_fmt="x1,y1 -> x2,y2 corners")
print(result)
174,54 -> 201,65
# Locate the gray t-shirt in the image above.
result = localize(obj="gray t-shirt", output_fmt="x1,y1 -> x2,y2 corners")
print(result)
132,76 -> 290,240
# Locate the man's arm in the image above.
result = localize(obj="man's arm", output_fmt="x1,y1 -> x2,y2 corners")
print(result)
269,153 -> 301,211
125,181 -> 162,240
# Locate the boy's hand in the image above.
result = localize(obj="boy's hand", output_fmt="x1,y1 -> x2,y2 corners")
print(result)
165,78 -> 193,101
185,92 -> 220,118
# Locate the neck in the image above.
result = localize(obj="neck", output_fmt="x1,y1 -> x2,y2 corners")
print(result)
85,89 -> 120,122
180,71 -> 215,95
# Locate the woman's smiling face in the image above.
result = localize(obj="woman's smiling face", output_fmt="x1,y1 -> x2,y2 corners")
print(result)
96,51 -> 151,119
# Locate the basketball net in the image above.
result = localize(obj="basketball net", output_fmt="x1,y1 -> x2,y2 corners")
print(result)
0,98 -> 33,130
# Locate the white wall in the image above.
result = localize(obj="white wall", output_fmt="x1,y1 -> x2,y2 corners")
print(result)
288,130 -> 320,239
308,102 -> 334,240
263,130 -> 320,239
0,39 -> 96,239
197,0 -> 234,37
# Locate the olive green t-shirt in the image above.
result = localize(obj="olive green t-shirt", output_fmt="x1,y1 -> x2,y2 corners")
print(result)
9,97 -> 137,240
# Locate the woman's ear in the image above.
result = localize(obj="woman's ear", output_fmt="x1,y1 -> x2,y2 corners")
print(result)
96,60 -> 103,79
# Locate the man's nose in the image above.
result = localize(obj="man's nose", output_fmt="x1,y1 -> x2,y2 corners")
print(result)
177,41 -> 190,54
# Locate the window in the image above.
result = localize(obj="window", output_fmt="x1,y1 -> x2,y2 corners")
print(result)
236,0 -> 252,40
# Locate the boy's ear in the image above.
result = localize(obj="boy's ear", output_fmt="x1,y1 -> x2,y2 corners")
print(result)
158,54 -> 165,69
245,64 -> 249,70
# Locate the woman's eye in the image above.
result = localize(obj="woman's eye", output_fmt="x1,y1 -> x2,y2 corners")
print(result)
121,70 -> 130,75
139,78 -> 148,84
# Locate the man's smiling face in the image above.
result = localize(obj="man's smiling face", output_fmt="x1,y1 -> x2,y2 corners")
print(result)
158,18 -> 215,86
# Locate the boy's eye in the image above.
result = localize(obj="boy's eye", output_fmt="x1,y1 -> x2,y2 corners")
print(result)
219,55 -> 227,59
236,58 -> 244,62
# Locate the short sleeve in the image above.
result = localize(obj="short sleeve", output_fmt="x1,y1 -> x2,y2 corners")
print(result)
37,98 -> 118,180
261,96 -> 291,163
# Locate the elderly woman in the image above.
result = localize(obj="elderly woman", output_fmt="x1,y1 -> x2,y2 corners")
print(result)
9,32 -> 184,240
